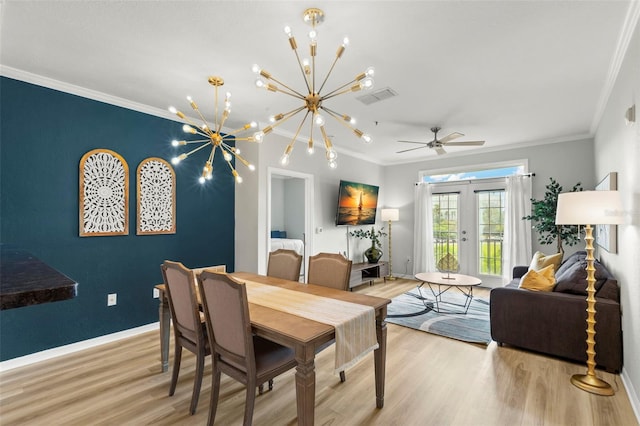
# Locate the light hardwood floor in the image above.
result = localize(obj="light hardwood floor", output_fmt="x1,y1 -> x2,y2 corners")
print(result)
1,279 -> 637,425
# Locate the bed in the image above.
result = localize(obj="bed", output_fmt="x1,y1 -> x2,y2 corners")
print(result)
270,237 -> 304,256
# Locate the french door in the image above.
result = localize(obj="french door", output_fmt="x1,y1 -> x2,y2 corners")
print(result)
431,180 -> 506,288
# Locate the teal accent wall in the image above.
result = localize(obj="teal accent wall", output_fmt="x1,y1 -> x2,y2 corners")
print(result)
0,77 -> 235,361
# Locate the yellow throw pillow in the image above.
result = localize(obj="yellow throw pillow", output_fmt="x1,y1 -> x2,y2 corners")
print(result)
529,251 -> 563,272
519,264 -> 556,291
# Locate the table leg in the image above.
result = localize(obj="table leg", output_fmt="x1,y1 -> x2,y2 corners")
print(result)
158,289 -> 170,373
374,311 -> 387,409
294,345 -> 316,426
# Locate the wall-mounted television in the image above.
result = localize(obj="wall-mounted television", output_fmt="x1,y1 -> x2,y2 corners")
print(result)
335,180 -> 380,226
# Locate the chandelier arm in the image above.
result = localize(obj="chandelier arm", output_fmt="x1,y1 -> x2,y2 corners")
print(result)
189,105 -> 216,137
217,111 -> 230,135
207,146 -> 216,163
183,141 -> 214,159
180,139 -> 210,144
291,44 -> 312,94
317,53 -> 342,94
322,83 -> 362,101
265,74 -> 307,99
322,107 -> 360,132
291,110 -> 312,143
268,106 -> 308,129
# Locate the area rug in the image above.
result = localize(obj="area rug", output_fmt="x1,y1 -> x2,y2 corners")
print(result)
386,288 -> 492,345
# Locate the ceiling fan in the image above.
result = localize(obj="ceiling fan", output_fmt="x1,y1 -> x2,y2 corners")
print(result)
396,126 -> 485,155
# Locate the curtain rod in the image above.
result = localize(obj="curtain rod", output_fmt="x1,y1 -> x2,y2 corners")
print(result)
415,172 -> 535,186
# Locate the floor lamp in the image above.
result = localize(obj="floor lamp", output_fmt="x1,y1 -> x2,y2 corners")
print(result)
381,208 -> 399,281
555,190 -> 623,396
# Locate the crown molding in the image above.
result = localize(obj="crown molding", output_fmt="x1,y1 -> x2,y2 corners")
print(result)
590,0 -> 640,134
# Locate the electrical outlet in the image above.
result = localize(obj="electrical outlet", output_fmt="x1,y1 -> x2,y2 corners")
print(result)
107,293 -> 117,306
153,288 -> 160,299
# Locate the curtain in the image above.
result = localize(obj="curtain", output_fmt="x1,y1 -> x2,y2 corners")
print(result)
413,183 -> 435,274
502,175 -> 533,283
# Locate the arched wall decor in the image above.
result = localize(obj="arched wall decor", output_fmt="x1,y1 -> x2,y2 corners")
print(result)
79,148 -> 129,236
137,157 -> 176,235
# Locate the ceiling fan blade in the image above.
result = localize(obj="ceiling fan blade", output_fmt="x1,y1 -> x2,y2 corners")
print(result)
442,140 -> 485,146
439,132 -> 464,144
397,140 -> 428,145
396,145 -> 427,154
435,147 -> 447,155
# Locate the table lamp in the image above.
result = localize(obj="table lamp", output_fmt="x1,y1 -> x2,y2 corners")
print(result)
555,190 -> 623,396
381,208 -> 399,280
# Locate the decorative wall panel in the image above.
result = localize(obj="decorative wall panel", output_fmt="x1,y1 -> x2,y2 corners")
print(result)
137,157 -> 176,235
79,149 -> 129,236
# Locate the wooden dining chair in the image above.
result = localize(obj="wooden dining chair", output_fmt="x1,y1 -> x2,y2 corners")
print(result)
307,252 -> 353,290
306,252 -> 353,382
197,271 -> 297,426
160,260 -> 210,415
267,249 -> 303,281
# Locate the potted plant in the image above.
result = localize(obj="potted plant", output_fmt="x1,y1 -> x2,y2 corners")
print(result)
522,177 -> 583,256
350,226 -> 387,263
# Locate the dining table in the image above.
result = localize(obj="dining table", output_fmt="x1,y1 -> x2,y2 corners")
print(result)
154,271 -> 391,426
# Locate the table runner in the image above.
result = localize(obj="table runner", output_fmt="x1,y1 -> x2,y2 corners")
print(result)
243,280 -> 379,373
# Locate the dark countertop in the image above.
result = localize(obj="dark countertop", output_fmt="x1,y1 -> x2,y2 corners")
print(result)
0,244 -> 78,310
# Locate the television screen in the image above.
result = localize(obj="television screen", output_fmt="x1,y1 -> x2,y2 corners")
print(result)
335,180 -> 379,226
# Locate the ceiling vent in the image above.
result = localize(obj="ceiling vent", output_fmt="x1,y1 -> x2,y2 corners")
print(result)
356,87 -> 398,105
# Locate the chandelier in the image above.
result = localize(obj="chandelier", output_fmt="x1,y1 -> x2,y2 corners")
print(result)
168,76 -> 257,184
251,7 -> 375,169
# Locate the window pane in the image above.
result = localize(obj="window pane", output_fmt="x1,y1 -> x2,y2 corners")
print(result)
478,190 -> 505,276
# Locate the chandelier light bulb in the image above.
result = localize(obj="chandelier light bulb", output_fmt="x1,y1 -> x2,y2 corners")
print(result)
326,149 -> 338,160
360,77 -> 374,90
251,64 -> 261,74
280,153 -> 290,166
362,133 -> 372,144
248,164 -> 256,171
342,37 -> 349,47
308,146 -> 315,155
182,124 -> 196,134
284,26 -> 292,37
308,30 -> 317,41
171,157 -> 180,165
199,176 -> 206,184
223,151 -> 232,162
168,106 -> 177,114
329,159 -> 337,169
366,66 -> 375,77
253,131 -> 264,142
250,121 -> 257,128
255,78 -> 266,89
314,113 -> 325,127
171,140 -> 179,147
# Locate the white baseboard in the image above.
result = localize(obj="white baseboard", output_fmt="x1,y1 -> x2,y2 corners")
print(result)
0,322 -> 159,372
621,367 -> 640,424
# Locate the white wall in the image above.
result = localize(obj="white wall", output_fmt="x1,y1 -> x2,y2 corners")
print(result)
236,132 -> 385,275
383,138 -> 597,277
594,14 -> 640,414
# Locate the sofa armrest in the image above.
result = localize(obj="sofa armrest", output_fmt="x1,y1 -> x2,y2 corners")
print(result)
490,286 -> 622,372
512,266 -> 528,279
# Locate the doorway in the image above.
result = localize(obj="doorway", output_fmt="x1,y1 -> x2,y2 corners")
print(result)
267,168 -> 314,281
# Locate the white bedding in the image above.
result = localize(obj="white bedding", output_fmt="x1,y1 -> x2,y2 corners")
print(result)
270,238 -> 304,256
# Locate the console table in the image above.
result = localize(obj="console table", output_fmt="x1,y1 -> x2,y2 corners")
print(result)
349,261 -> 389,289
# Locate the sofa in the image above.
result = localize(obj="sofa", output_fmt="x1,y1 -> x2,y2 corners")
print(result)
490,251 -> 622,372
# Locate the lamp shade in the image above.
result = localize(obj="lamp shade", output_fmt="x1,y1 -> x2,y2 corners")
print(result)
555,191 -> 624,225
381,208 -> 399,222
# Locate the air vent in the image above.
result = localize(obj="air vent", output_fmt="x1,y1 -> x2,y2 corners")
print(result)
356,87 -> 398,105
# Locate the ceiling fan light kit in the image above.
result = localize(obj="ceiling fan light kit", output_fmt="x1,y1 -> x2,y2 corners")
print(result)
397,126 -> 485,155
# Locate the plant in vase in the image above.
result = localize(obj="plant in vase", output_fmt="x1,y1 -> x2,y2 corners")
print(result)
350,226 -> 387,264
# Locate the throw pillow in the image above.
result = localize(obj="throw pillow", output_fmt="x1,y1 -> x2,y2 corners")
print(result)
529,251 -> 563,272
519,264 -> 556,291
554,258 -> 610,295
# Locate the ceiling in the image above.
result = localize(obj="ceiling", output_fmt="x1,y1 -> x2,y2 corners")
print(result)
1,1 -> 637,166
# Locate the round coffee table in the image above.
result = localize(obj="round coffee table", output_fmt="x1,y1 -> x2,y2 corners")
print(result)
414,272 -> 482,314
